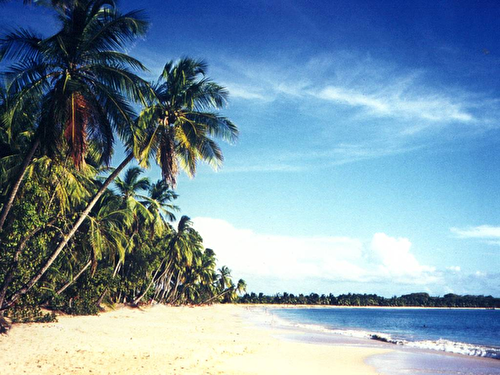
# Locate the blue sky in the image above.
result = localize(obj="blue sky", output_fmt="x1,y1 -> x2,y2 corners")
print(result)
1,0 -> 499,296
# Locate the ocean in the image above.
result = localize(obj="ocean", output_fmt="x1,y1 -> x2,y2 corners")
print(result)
262,307 -> 500,374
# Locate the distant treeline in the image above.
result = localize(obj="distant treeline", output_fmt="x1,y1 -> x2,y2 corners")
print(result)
238,292 -> 500,308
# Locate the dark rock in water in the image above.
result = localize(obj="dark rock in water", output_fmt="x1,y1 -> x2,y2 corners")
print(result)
371,334 -> 390,343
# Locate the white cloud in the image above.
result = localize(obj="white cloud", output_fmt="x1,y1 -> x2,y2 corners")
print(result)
192,217 -> 439,292
369,233 -> 436,281
192,217 -> 365,282
191,217 -> 500,295
451,225 -> 500,240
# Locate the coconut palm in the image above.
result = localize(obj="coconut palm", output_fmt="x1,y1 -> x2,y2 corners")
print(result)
137,57 -> 238,187
0,0 -> 149,230
217,266 -> 233,292
236,279 -> 247,295
199,265 -> 236,305
44,187 -> 131,301
115,167 -> 150,201
0,0 -> 149,310
114,166 -> 152,230
179,248 -> 219,304
140,179 -> 178,235
82,190 -> 131,273
0,81 -> 38,220
133,215 -> 203,305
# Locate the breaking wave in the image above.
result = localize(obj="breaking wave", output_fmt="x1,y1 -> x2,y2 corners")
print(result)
268,314 -> 500,360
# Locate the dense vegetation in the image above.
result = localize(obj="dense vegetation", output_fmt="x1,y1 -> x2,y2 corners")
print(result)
239,292 -> 500,308
0,0 -> 245,328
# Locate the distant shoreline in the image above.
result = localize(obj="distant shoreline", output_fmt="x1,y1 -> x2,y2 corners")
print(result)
241,303 -> 496,310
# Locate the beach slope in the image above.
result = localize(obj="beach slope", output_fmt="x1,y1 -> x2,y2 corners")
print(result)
0,304 -> 386,374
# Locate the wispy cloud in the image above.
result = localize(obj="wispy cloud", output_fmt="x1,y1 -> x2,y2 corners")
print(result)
222,141 -> 424,174
313,85 -> 474,123
215,52 -> 490,128
221,82 -> 270,101
135,48 -> 500,173
451,225 -> 500,241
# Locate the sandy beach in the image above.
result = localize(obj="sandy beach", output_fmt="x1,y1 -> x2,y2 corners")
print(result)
1,304 -> 387,374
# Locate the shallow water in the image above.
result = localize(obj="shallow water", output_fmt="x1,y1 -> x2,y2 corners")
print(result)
368,350 -> 500,375
272,307 -> 500,359
250,307 -> 500,374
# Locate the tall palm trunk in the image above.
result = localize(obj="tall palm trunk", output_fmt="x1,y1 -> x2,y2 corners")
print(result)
0,137 -> 40,231
1,152 -> 134,311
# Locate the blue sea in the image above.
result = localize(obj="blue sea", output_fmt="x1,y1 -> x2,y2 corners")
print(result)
259,307 -> 500,375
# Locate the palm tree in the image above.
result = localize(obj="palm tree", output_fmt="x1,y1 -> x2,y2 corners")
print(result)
0,0 -> 149,230
0,80 -> 38,224
115,167 -> 150,201
82,190 -> 131,273
236,279 -> 247,295
140,179 -> 178,235
114,166 -> 152,232
0,0 -> 149,310
1,55 -> 238,312
137,57 -> 239,187
199,265 -> 236,305
217,266 -> 233,292
47,187 -> 132,301
133,215 -> 203,305
229,279 -> 247,302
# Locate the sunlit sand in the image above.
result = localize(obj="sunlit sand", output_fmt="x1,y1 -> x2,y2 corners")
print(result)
0,304 -> 387,374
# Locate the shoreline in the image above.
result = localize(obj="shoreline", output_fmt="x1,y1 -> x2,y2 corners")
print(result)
0,304 -> 387,374
241,303 -> 496,310
256,304 -> 500,374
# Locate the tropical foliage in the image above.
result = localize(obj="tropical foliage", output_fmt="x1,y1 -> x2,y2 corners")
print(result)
0,0 -> 244,329
239,292 -> 500,308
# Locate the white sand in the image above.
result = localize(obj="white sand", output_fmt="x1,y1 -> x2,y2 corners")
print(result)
1,304 -> 388,374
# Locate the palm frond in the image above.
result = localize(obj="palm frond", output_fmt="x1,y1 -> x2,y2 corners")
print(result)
0,28 -> 42,62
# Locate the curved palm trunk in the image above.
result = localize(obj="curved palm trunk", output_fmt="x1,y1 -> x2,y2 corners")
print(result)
132,258 -> 171,305
55,259 -> 92,295
112,261 -> 122,278
1,152 -> 134,311
199,287 -> 233,306
0,137 -> 40,231
159,271 -> 174,303
0,217 -> 55,312
167,271 -> 182,304
96,288 -> 108,307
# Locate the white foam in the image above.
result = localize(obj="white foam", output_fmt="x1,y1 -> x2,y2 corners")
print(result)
265,310 -> 500,360
405,339 -> 500,359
